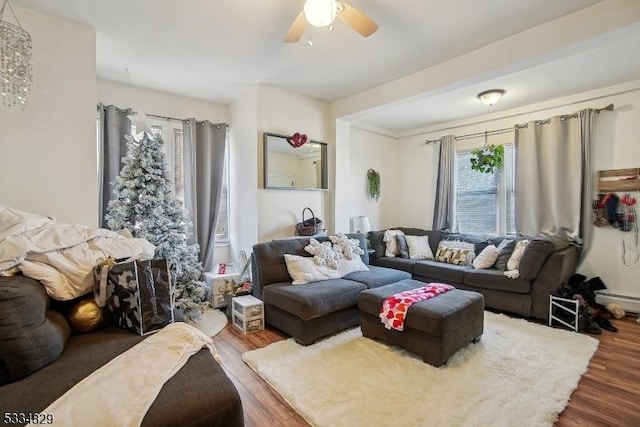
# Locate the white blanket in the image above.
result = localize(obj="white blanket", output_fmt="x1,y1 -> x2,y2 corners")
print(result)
0,204 -> 155,300
27,323 -> 221,427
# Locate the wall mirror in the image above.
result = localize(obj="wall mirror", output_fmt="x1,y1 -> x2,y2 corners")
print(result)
263,132 -> 328,190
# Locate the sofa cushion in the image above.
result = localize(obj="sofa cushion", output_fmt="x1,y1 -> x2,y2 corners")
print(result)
372,257 -> 416,273
494,239 -> 517,270
435,246 -> 472,266
405,235 -> 435,260
344,265 -> 411,289
0,275 -> 71,384
262,279 -> 366,321
463,269 -> 531,293
412,260 -> 470,283
383,229 -> 405,257
442,232 -> 490,254
284,254 -> 369,285
252,234 -> 368,291
368,230 -> 386,258
507,240 -> 529,271
518,236 -> 571,280
397,228 -> 441,255
396,234 -> 410,258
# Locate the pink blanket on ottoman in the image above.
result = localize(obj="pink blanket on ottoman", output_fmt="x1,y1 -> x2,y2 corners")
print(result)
379,283 -> 454,331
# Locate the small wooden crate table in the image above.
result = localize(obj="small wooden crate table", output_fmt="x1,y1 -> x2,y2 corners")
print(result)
231,295 -> 264,334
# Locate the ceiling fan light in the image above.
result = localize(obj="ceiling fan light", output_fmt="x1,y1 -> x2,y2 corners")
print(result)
304,0 -> 337,27
477,89 -> 505,106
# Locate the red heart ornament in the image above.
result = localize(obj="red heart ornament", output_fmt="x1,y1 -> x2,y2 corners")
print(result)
286,132 -> 308,148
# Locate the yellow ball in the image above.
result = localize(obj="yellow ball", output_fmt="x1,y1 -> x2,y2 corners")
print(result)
68,297 -> 108,333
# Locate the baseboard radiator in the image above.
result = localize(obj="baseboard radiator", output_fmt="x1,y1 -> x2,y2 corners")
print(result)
596,291 -> 640,314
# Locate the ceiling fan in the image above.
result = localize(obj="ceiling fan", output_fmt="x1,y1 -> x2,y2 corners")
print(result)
284,0 -> 378,43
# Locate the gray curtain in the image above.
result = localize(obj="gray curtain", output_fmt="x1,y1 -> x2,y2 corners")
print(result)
432,135 -> 456,231
515,109 -> 594,255
98,104 -> 131,228
183,119 -> 228,271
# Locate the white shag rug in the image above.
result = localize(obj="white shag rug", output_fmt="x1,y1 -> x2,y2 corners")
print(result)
242,312 -> 598,427
187,308 -> 228,337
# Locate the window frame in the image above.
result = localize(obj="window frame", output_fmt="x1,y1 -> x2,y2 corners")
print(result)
454,143 -> 515,236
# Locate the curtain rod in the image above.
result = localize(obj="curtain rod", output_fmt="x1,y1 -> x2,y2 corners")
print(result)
97,105 -> 229,128
424,103 -> 614,145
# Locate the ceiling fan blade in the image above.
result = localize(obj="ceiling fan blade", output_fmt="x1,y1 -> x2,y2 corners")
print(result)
284,11 -> 307,43
336,2 -> 378,37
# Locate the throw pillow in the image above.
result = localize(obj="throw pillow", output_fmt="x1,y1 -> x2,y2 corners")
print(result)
405,235 -> 435,260
304,238 -> 340,269
494,239 -> 516,271
435,246 -> 471,266
507,240 -> 530,271
437,240 -> 476,262
284,254 -> 369,285
383,229 -> 405,257
396,234 -> 410,258
328,233 -> 364,260
472,245 -> 500,269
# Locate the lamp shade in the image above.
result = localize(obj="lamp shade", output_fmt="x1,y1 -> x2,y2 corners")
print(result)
350,216 -> 371,234
304,0 -> 337,27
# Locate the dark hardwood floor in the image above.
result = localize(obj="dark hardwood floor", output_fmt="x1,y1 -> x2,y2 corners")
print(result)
212,314 -> 640,427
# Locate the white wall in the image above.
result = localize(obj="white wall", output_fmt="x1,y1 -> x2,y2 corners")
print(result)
0,6 -> 97,225
97,79 -> 229,123
257,86 -> 331,241
348,127 -> 401,231
396,80 -> 640,297
229,85 -> 259,261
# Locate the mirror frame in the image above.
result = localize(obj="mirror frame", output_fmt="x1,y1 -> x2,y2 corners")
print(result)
263,132 -> 328,191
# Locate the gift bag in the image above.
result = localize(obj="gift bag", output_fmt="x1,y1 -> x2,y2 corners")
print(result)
95,258 -> 175,335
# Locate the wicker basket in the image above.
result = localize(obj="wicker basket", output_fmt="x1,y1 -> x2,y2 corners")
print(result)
295,207 -> 323,236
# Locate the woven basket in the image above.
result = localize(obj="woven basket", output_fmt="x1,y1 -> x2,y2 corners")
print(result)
295,207 -> 323,236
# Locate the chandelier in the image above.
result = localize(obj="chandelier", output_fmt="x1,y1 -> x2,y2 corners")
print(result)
0,0 -> 33,110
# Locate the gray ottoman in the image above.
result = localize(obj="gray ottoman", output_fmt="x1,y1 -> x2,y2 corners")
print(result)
358,279 -> 484,367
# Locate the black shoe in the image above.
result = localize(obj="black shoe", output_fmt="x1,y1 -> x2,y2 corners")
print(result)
595,317 -> 618,332
585,321 -> 602,334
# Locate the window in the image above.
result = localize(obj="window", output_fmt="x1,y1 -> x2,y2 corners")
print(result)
455,144 -> 515,235
126,120 -> 230,244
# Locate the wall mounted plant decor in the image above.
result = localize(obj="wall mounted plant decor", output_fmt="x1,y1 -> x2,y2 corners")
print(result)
367,168 -> 381,201
470,144 -> 504,174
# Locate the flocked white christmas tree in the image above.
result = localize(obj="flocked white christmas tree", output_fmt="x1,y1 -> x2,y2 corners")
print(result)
106,126 -> 208,316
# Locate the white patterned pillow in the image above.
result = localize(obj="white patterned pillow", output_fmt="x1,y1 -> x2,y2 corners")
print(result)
328,233 -> 364,260
472,245 -> 500,269
405,235 -> 434,260
507,240 -> 529,271
435,246 -> 472,266
284,254 -> 369,285
383,229 -> 404,257
438,240 -> 476,262
304,238 -> 340,269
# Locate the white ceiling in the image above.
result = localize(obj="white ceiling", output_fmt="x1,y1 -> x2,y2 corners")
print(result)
12,0 -> 640,133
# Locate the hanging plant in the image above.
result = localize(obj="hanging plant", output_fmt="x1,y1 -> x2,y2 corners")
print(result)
470,144 -> 504,174
367,168 -> 381,201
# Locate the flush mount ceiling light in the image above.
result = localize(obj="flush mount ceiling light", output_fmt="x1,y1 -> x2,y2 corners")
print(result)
0,0 -> 33,110
477,89 -> 505,107
303,0 -> 338,27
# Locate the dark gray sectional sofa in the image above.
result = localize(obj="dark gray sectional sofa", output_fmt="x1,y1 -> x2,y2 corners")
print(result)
368,227 -> 580,320
252,234 -> 411,345
0,275 -> 244,427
